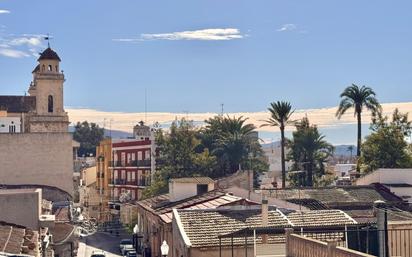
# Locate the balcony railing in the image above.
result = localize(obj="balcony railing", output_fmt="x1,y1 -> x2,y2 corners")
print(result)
110,160 -> 151,168
130,159 -> 151,167
109,179 -> 150,187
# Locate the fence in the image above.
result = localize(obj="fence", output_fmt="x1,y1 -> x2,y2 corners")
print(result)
286,231 -> 375,257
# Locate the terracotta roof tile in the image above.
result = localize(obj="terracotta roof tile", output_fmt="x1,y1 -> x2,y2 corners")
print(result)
138,190 -> 244,223
175,209 -> 357,248
171,177 -> 215,184
0,223 -> 38,256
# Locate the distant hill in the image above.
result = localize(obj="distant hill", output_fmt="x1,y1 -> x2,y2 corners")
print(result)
333,145 -> 357,157
69,126 -> 132,139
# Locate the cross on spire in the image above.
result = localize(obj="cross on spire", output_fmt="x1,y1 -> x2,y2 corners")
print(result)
44,33 -> 52,48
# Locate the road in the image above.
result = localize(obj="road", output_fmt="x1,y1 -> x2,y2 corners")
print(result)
78,232 -> 132,257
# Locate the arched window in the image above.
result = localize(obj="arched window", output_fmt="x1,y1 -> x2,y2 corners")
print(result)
48,95 -> 53,113
55,65 -> 59,72
42,65 -> 45,72
48,65 -> 52,71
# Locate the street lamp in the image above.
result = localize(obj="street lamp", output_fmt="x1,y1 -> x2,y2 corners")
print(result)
133,224 -> 142,254
160,240 -> 169,257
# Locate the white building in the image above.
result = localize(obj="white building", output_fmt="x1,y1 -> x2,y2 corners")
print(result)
262,142 -> 291,187
355,168 -> 412,203
0,116 -> 21,133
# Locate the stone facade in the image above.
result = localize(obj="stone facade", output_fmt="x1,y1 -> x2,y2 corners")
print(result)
0,133 -> 74,196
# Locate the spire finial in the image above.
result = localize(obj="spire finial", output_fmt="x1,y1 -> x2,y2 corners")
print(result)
44,33 -> 51,48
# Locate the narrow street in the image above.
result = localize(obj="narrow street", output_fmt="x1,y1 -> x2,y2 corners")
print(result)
78,231 -> 132,257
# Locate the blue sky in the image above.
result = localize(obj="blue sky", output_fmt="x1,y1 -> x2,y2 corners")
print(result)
1,1 -> 412,144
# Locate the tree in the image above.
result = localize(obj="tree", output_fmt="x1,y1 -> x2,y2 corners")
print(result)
143,116 -> 269,198
73,121 -> 104,157
360,109 -> 412,172
143,119 -> 217,197
336,84 -> 381,158
261,101 -> 295,188
287,118 -> 334,187
347,145 -> 354,160
205,116 -> 257,173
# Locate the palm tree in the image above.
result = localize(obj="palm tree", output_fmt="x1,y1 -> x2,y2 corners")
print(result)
347,145 -> 354,160
207,116 -> 256,173
336,84 -> 381,157
288,118 -> 334,186
261,101 -> 295,188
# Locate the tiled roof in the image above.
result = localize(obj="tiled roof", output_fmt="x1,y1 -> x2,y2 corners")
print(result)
53,206 -> 70,222
171,177 -> 215,184
175,208 -> 356,248
267,185 -> 403,210
49,223 -> 75,243
0,223 -> 38,256
0,96 -> 36,113
138,190 -> 244,223
286,210 -> 356,227
38,47 -> 61,61
175,209 -> 289,247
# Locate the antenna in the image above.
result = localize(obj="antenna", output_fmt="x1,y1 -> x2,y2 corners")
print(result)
145,88 -> 147,123
182,110 -> 189,120
220,103 -> 224,116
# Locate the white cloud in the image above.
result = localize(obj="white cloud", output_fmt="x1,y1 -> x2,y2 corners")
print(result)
0,10 -> 10,14
9,36 -> 43,47
114,28 -> 244,42
0,34 -> 45,58
0,48 -> 29,58
67,102 -> 412,134
277,24 -> 297,32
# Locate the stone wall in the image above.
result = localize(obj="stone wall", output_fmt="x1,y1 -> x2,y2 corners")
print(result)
0,188 -> 41,229
0,133 -> 73,196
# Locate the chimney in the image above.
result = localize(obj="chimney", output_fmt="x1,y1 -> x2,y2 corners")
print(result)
262,195 -> 268,243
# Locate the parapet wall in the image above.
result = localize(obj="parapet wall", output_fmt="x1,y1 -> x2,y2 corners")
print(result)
0,133 -> 73,196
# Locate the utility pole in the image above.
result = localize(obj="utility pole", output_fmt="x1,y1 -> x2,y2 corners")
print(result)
220,103 -> 224,116
375,200 -> 388,257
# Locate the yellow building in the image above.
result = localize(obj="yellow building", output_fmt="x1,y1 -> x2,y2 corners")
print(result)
96,138 -> 112,222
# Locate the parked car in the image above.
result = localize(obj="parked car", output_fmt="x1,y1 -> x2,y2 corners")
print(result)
126,250 -> 137,257
122,245 -> 135,256
91,250 -> 106,257
119,239 -> 133,253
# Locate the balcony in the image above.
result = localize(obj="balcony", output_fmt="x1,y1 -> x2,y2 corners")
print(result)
109,179 -> 126,185
109,179 -> 150,187
110,161 -> 125,167
110,160 -> 151,168
130,159 -> 151,167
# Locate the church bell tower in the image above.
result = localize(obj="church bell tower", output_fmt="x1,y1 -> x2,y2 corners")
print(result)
28,46 -> 69,132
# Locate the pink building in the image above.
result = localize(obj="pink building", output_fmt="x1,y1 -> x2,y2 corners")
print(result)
109,125 -> 156,201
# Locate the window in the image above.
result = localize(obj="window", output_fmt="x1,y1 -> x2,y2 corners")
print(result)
42,65 -> 45,71
48,95 -> 53,113
197,184 -> 208,195
48,65 -> 52,71
137,151 -> 142,160
55,65 -> 58,72
9,125 -> 16,133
